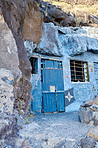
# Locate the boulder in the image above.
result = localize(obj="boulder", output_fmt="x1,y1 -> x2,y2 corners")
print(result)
78,107 -> 93,124
36,23 -> 63,56
78,96 -> 98,125
87,127 -> 98,142
80,137 -> 96,148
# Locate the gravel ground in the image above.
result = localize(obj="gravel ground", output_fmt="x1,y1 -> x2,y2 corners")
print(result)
19,111 -> 93,148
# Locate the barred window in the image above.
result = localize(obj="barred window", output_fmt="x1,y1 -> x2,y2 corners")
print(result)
70,60 -> 89,82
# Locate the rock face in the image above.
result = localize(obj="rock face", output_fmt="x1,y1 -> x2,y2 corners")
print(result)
0,68 -> 20,148
35,23 -> 98,56
36,23 -> 63,56
58,26 -> 98,56
87,127 -> 98,142
0,0 -> 42,113
0,11 -> 20,78
0,115 -> 19,148
37,0 -> 98,27
0,69 -> 14,115
22,0 -> 43,45
39,1 -> 76,27
78,96 -> 98,125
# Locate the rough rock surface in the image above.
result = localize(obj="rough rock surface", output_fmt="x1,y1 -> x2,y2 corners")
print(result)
0,115 -> 19,148
39,1 -> 76,27
36,23 -> 63,56
22,0 -> 43,45
59,26 -> 98,55
34,23 -> 98,56
0,0 -> 42,113
0,69 -> 14,115
78,96 -> 98,125
0,11 -> 20,78
80,137 -> 96,148
87,127 -> 98,142
24,41 -> 37,58
0,69 -> 20,148
37,0 -> 98,27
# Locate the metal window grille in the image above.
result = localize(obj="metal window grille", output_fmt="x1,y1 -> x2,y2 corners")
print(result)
70,60 -> 89,82
41,59 -> 62,70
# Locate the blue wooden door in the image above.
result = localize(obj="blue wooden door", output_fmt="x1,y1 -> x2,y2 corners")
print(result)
41,59 -> 65,113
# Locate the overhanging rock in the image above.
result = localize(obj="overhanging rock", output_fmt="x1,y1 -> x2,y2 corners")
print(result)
35,23 -> 63,57
35,23 -> 98,56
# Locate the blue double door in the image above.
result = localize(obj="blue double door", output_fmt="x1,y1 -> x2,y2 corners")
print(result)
41,59 -> 65,113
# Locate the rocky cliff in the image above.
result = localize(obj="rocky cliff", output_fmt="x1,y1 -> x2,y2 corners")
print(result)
0,0 -> 42,114
38,0 -> 98,27
0,0 -> 42,147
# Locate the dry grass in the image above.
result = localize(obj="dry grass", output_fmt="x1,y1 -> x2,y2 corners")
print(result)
44,0 -> 98,16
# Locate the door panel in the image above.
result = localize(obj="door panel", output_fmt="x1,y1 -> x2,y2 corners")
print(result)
41,59 -> 64,113
42,93 -> 56,113
56,93 -> 65,112
42,69 -> 64,91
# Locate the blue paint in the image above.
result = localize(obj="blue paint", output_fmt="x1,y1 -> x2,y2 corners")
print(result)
30,52 -> 98,113
31,74 -> 42,113
45,60 -> 54,68
31,52 -> 98,113
42,93 -> 56,113
57,92 -> 65,112
30,58 -> 42,113
41,60 -> 64,113
65,88 -> 75,107
30,47 -> 98,114
63,52 -> 98,112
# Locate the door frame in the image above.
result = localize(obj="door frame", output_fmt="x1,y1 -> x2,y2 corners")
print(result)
41,58 -> 65,113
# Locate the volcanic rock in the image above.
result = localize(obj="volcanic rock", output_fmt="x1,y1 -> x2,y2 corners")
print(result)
0,0 -> 42,113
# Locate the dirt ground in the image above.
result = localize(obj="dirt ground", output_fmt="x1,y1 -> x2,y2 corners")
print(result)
19,111 -> 94,148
